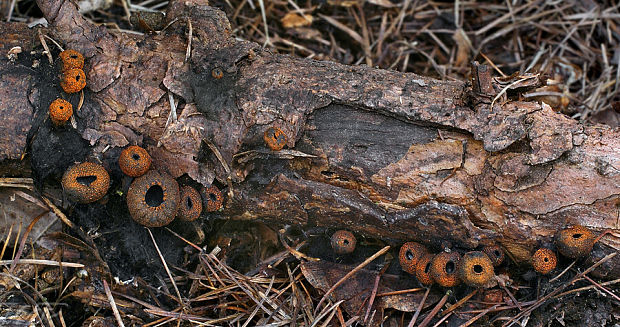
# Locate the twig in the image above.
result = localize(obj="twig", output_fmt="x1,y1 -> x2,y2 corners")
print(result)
441,288 -> 477,317
418,291 -> 449,327
461,304 -> 500,327
0,259 -> 84,268
41,196 -> 75,228
146,228 -> 184,307
9,210 -> 48,273
103,280 -> 126,327
185,18 -> 192,62
502,252 -> 617,327
407,287 -> 431,327
203,139 -> 234,201
314,245 -> 391,314
581,274 -> 620,302
37,30 -> 53,64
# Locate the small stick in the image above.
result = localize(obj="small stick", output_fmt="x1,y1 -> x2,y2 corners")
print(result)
363,264 -> 388,324
38,30 -> 53,64
502,252 -> 617,327
407,287 -> 431,327
377,288 -> 424,297
185,18 -> 192,62
146,228 -> 184,306
549,260 -> 575,283
9,210 -> 48,273
41,196 -> 75,228
461,304 -> 500,327
203,139 -> 234,201
581,274 -> 620,302
441,288 -> 477,317
103,280 -> 126,327
0,259 -> 84,268
418,291 -> 449,327
314,245 -> 391,314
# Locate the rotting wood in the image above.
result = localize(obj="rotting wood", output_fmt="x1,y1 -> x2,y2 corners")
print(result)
0,0 -> 618,278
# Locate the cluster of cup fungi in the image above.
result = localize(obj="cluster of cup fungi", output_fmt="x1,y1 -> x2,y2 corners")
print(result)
53,49 -> 227,227
55,53 -> 289,228
61,145 -> 223,227
48,50 -> 87,126
331,224 -> 601,288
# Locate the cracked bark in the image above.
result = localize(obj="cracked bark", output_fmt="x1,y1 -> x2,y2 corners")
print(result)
0,0 -> 619,278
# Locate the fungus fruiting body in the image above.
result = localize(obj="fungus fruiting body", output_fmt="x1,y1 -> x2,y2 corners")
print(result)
331,230 -> 356,254
119,145 -> 151,177
211,68 -> 223,79
555,224 -> 595,259
482,245 -> 505,267
459,251 -> 495,288
49,98 -> 73,126
59,50 -> 84,71
127,170 -> 180,227
62,162 -> 110,203
263,127 -> 287,151
430,251 -> 462,287
399,242 -> 428,275
177,186 -> 202,221
531,248 -> 557,275
415,253 -> 435,286
202,185 -> 223,212
61,68 -> 86,93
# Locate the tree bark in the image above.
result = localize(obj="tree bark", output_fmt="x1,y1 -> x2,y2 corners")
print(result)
0,0 -> 618,277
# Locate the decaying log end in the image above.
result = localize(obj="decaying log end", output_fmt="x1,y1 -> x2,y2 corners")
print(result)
0,0 -> 617,277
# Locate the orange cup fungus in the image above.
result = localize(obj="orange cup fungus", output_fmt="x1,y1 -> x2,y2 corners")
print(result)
415,253 -> 435,286
49,98 -> 73,126
430,251 -> 462,287
459,251 -> 495,288
555,224 -> 595,259
202,185 -> 223,212
119,145 -> 152,177
399,242 -> 428,275
264,126 -> 287,151
127,170 -> 180,227
177,186 -> 202,222
482,245 -> 505,267
331,230 -> 357,254
531,248 -> 557,275
62,162 -> 110,203
61,68 -> 86,94
211,68 -> 224,79
59,49 -> 84,71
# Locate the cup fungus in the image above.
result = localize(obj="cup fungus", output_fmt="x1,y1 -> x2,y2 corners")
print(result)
459,251 -> 495,288
201,185 -> 223,212
49,98 -> 73,126
555,224 -> 596,259
119,145 -> 152,177
211,68 -> 224,79
430,251 -> 462,287
330,230 -> 356,254
531,248 -> 557,275
415,253 -> 435,286
127,170 -> 180,227
59,49 -> 84,71
61,68 -> 87,94
263,126 -> 287,151
177,186 -> 202,222
62,162 -> 110,203
482,245 -> 505,267
399,242 -> 428,275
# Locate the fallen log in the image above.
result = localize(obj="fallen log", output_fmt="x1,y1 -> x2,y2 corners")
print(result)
0,0 -> 618,278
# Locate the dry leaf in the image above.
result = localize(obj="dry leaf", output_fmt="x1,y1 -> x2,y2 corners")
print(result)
281,12 -> 313,28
